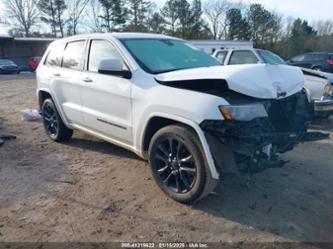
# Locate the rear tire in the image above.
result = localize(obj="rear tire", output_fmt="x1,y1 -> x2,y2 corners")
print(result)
41,98 -> 73,142
148,125 -> 217,204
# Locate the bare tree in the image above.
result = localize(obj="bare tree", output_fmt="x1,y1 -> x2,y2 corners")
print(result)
3,0 -> 39,37
312,20 -> 333,36
160,0 -> 180,34
283,16 -> 295,38
204,0 -> 246,39
87,0 -> 103,32
66,0 -> 90,35
37,0 -> 67,37
203,0 -> 231,39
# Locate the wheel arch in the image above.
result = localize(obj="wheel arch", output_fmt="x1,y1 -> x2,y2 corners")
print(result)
37,88 -> 72,129
38,89 -> 52,110
140,114 -> 220,180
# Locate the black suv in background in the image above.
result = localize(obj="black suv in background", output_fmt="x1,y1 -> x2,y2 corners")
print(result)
288,52 -> 333,73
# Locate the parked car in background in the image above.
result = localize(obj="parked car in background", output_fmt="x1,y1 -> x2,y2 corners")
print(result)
0,59 -> 20,74
288,52 -> 333,73
212,48 -> 333,118
300,68 -> 333,117
28,56 -> 42,71
37,33 -> 327,203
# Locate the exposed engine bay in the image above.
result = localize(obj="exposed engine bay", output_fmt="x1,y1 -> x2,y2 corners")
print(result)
200,90 -> 329,174
157,78 -> 329,174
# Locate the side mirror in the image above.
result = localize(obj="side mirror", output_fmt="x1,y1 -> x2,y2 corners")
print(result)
98,58 -> 132,79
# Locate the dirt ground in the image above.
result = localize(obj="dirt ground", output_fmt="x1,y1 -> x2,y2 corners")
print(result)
0,74 -> 333,244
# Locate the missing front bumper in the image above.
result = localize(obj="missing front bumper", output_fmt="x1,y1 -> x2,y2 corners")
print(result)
200,119 -> 330,174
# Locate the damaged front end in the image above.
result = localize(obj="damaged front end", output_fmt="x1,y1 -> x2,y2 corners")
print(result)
200,90 -> 329,174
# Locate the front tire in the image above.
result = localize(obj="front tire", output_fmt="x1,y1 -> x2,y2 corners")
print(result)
41,98 -> 73,142
148,125 -> 217,204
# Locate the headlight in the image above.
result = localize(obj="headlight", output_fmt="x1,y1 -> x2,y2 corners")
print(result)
219,104 -> 268,121
323,83 -> 332,97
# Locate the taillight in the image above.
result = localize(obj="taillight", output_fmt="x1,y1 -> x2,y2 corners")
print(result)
327,59 -> 333,65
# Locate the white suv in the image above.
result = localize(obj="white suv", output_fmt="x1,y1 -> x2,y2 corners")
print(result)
37,33 -> 327,203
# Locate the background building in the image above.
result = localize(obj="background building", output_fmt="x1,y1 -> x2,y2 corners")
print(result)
0,36 -> 54,70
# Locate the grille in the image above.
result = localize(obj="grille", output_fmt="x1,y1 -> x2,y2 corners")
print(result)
263,90 -> 311,133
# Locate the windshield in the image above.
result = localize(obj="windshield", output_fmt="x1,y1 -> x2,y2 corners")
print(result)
120,38 -> 220,74
257,50 -> 286,65
0,59 -> 15,65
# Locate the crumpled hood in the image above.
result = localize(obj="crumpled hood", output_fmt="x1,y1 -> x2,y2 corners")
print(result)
155,64 -> 304,99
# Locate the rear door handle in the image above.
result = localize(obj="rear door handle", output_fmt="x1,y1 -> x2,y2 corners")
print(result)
82,77 -> 93,83
53,73 -> 61,76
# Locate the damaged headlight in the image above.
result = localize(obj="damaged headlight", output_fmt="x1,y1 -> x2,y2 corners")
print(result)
323,83 -> 333,97
219,104 -> 268,121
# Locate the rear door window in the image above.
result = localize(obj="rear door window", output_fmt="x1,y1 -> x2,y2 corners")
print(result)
45,44 -> 64,67
215,51 -> 228,64
229,50 -> 259,65
62,40 -> 86,70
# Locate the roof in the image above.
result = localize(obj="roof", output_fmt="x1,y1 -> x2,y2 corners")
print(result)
14,37 -> 55,42
51,32 -> 178,42
190,39 -> 252,44
111,32 -> 177,39
189,40 -> 253,47
47,32 -> 182,48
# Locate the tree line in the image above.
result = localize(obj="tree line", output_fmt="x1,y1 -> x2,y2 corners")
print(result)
1,0 -> 333,59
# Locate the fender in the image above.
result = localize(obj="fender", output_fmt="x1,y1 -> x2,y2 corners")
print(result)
37,88 -> 74,130
138,112 -> 220,180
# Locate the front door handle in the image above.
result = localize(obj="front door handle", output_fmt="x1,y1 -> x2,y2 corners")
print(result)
53,73 -> 61,76
82,77 -> 93,83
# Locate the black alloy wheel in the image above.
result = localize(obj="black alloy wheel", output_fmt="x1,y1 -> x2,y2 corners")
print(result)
148,125 -> 217,204
154,137 -> 197,194
43,100 -> 59,139
41,98 -> 73,142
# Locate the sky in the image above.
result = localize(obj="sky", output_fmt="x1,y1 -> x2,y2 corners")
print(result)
155,0 -> 333,23
245,0 -> 333,22
0,0 -> 332,34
